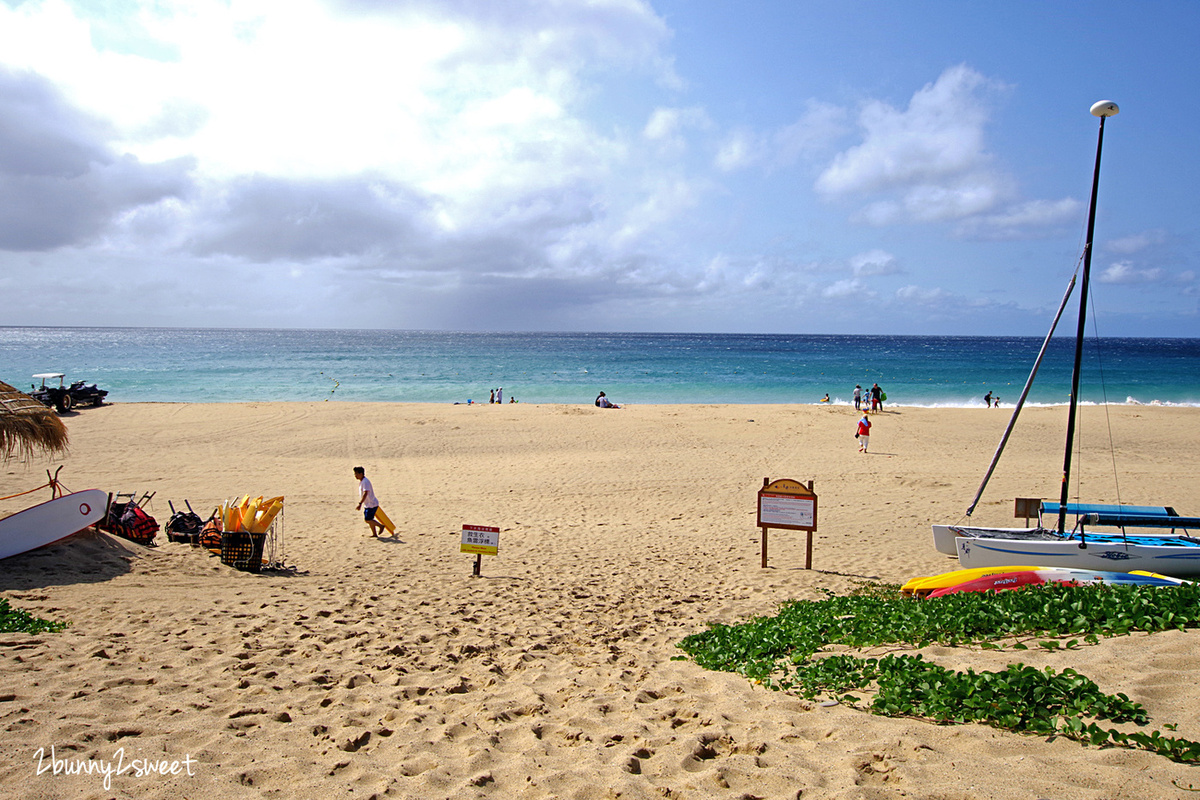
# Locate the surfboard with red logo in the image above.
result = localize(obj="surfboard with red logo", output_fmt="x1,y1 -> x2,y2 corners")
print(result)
0,489 -> 107,560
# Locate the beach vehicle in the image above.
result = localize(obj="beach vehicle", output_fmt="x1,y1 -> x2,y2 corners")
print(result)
30,373 -> 108,412
930,101 -> 1200,578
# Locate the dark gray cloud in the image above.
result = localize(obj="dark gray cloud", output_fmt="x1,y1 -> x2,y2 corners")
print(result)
182,175 -> 599,272
185,176 -> 431,261
0,67 -> 193,251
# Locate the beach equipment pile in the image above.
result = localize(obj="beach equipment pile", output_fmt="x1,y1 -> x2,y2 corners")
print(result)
164,500 -> 205,544
210,495 -> 284,572
219,495 -> 283,534
99,491 -> 159,545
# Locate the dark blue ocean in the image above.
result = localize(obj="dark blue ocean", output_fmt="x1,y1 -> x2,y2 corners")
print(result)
2,328 -> 1198,407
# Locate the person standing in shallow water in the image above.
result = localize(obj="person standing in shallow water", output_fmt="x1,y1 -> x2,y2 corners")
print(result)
853,385 -> 862,411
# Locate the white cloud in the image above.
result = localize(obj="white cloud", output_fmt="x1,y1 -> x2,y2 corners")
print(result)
714,127 -> 761,172
610,177 -> 708,248
1098,261 -> 1165,284
815,64 -> 1024,226
1106,229 -> 1167,255
643,105 -> 711,156
0,0 -> 684,267
773,100 -> 849,166
713,100 -> 849,175
895,284 -> 951,304
955,197 -> 1081,239
816,65 -> 1000,195
850,249 -> 899,277
0,3 -> 1192,336
0,0 -> 669,200
823,278 -> 863,298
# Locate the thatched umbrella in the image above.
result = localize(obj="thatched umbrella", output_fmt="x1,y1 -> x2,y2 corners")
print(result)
0,380 -> 68,461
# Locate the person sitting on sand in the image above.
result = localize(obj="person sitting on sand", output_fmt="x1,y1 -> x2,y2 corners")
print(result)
354,467 -> 385,537
595,391 -> 620,408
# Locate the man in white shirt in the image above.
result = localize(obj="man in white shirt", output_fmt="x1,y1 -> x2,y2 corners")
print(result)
354,466 -> 385,537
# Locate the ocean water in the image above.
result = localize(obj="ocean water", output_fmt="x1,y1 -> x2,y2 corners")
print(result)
1,327 -> 1198,407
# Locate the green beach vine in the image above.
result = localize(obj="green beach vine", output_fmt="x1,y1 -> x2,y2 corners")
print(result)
0,597 -> 66,634
676,582 -> 1200,762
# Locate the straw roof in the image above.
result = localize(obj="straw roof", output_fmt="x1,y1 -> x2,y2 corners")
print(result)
0,380 -> 68,461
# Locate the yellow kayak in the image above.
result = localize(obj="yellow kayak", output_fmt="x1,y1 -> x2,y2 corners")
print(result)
373,506 -> 396,535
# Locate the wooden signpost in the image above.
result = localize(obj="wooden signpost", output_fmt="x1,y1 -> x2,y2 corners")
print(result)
1014,497 -> 1041,527
757,478 -> 818,568
461,524 -> 499,576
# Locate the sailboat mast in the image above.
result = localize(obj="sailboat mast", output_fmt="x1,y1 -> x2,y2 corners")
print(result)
1057,101 -> 1119,534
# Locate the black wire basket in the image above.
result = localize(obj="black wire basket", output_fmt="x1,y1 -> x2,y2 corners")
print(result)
220,531 -> 266,573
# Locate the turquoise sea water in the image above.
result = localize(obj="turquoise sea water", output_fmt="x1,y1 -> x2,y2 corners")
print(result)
2,327 -> 1198,407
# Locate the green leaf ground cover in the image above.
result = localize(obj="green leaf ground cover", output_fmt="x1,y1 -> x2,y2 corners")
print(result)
0,597 -> 66,634
677,582 -> 1200,762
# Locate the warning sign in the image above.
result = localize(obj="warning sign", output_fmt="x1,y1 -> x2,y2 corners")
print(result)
460,524 -> 499,555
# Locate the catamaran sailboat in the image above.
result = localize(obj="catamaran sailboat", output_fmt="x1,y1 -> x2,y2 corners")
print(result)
931,100 -> 1200,578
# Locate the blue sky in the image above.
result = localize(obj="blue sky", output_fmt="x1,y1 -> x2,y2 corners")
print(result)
1,0 -> 1197,336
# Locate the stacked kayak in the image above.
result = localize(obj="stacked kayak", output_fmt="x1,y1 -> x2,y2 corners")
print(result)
903,566 -> 1187,599
219,495 -> 284,533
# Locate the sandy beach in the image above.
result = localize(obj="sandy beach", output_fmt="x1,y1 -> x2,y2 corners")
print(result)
2,401 -> 1200,799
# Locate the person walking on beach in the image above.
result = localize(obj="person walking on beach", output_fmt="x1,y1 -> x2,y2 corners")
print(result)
489,389 -> 495,404
870,383 -> 882,411
497,387 -> 503,404
853,385 -> 862,411
856,413 -> 871,452
984,391 -> 992,408
354,467 -> 385,537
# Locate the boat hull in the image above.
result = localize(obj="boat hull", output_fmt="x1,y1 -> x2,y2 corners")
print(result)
932,524 -> 1047,556
955,536 -> 1200,578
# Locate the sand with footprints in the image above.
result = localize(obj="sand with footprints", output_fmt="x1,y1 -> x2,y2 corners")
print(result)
2,401 -> 1200,799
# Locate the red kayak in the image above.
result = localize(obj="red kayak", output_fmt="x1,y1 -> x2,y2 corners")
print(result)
929,571 -> 1045,597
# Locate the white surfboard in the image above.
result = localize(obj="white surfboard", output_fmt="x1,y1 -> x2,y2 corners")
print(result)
0,489 -> 107,560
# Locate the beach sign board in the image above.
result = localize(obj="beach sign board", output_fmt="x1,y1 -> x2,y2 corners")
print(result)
461,524 -> 499,555
756,478 -> 818,569
757,479 -> 817,531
